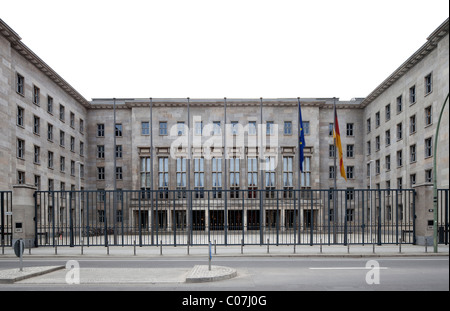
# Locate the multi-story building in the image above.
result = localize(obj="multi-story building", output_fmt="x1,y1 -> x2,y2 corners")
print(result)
0,18 -> 448,247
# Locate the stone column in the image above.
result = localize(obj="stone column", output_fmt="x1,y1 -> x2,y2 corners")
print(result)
12,184 -> 37,248
413,183 -> 434,245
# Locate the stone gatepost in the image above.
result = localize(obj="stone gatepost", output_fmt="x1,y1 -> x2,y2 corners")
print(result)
12,184 -> 37,248
413,183 -> 434,246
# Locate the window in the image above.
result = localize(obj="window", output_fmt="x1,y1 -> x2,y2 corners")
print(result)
300,157 -> 311,188
213,121 -> 221,135
34,175 -> 41,190
397,123 -> 402,140
48,179 -> 54,191
425,106 -> 432,126
410,115 -> 416,134
409,85 -> 416,104
176,157 -> 187,194
375,136 -> 380,151
366,118 -> 371,133
425,73 -> 433,95
367,141 -> 371,155
17,138 -> 25,159
329,166 -> 335,179
115,123 -> 122,137
48,151 -> 54,168
177,121 -> 185,136
397,177 -> 403,189
385,104 -> 391,121
231,121 -> 239,135
97,145 -> 105,159
97,167 -> 105,180
346,188 -> 354,201
16,73 -> 24,95
70,112 -> 75,128
116,145 -> 122,158
212,157 -> 222,198
47,96 -> 53,114
195,121 -> 203,135
375,159 -> 380,175
17,171 -> 25,184
158,157 -> 169,197
79,119 -> 84,133
396,95 -> 402,113
159,122 -> 167,135
33,115 -> 40,135
17,106 -> 24,127
34,145 -> 40,164
116,167 -> 123,180
248,121 -> 256,135
97,124 -> 105,137
346,166 -> 354,179
71,160 -> 75,176
375,112 -> 380,128
385,130 -> 391,146
346,123 -> 354,136
303,121 -> 310,135
59,130 -> 65,147
141,121 -> 149,135
410,144 -> 416,163
140,157 -> 151,196
385,155 -> 391,171
59,104 -> 65,121
60,156 -> 65,172
230,157 -> 240,198
266,121 -> 274,135
329,145 -> 335,158
80,141 -> 84,156
194,158 -> 204,198
47,123 -> 53,141
247,157 -> 258,198
346,144 -> 354,158
265,157 -> 276,198
33,85 -> 40,105
397,150 -> 402,167
425,137 -> 433,158
410,174 -> 416,187
283,157 -> 293,198
70,136 -> 75,152
284,121 -> 292,135
329,123 -> 334,136
425,169 -> 432,183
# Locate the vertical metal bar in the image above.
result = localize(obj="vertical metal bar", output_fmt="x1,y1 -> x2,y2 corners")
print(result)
260,98 -> 264,246
412,189 -> 416,245
333,97 -> 338,244
276,190 -> 279,246
396,189 -> 399,244
138,191 -> 142,247
445,190 -> 449,245
173,190 -> 177,246
344,190 -> 348,245
150,98 -> 154,246
224,97 -> 228,246
310,190 -> 314,246
33,192 -> 38,247
378,188 -> 382,245
69,192 -> 74,247
361,190 -> 365,245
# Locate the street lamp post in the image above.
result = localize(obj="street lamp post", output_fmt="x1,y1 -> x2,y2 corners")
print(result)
75,161 -> 84,244
367,160 -> 374,245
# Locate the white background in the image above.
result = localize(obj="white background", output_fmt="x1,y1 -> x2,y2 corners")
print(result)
1,0 -> 449,100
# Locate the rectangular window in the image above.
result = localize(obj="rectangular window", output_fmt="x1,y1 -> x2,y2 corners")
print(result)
79,119 -> 84,133
116,145 -> 122,158
346,188 -> 354,200
425,137 -> 433,158
176,157 -> 187,194
397,177 -> 403,189
177,122 -> 185,136
80,141 -> 84,156
248,157 -> 258,199
195,121 -> 203,135
397,150 -> 402,167
194,158 -> 204,198
47,96 -> 53,114
283,156 -> 293,198
230,157 -> 240,198
141,121 -> 150,135
17,171 -> 25,184
17,106 -> 24,127
366,118 -> 371,133
158,157 -> 169,198
329,145 -> 335,158
59,104 -> 65,121
70,136 -> 75,152
17,138 -> 25,159
48,151 -> 54,168
410,174 -> 416,187
115,123 -> 122,137
48,179 -> 54,191
284,121 -> 292,135
425,106 -> 432,126
71,160 -> 75,176
376,159 -> 380,175
248,121 -> 256,135
425,169 -> 432,183
346,123 -> 354,136
212,157 -> 222,198
34,145 -> 40,164
265,157 -> 276,198
346,144 -> 354,158
97,124 -> 105,137
425,73 -> 433,94
16,73 -> 24,95
386,155 -> 391,171
213,121 -> 221,135
300,157 -> 311,188
231,121 -> 239,135
34,175 -> 41,190
97,145 -> 105,159
70,112 -> 75,128
410,115 -> 416,134
396,95 -> 402,113
97,167 -> 105,180
329,123 -> 334,136
116,167 -> 123,180
367,141 -> 371,155
375,112 -> 380,128
303,121 -> 310,135
159,122 -> 167,135
410,144 -> 416,163
409,85 -> 416,104
33,115 -> 40,135
385,104 -> 391,121
397,122 -> 402,140
60,156 -> 65,172
47,123 -> 53,141
140,156 -> 151,188
375,136 -> 380,151
266,121 -> 274,135
33,85 -> 40,105
329,166 -> 335,179
346,166 -> 354,179
385,129 -> 391,146
60,130 -> 65,147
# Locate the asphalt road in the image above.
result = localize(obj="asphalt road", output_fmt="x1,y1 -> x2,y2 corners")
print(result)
0,256 -> 448,291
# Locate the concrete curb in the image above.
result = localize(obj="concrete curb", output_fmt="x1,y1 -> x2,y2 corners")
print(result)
185,265 -> 237,283
0,266 -> 64,284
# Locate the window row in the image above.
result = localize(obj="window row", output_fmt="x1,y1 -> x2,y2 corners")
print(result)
366,134 -> 433,158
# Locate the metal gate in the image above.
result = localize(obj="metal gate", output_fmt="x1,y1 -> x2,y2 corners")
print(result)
438,189 -> 449,245
34,189 -> 416,247
1,191 -> 13,248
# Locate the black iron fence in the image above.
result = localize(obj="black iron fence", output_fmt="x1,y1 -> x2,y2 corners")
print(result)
1,191 -> 13,247
437,189 -> 449,245
34,189 -> 417,247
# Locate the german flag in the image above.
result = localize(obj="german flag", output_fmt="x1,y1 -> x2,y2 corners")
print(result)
333,102 -> 347,181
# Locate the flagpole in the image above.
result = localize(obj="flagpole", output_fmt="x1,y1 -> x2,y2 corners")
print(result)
224,97 -> 228,245
112,98 -> 116,246
333,97 -> 338,244
187,97 -> 192,245
150,97 -> 154,245
297,97 -> 301,246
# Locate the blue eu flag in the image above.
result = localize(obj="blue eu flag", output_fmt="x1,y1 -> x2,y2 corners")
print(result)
298,99 -> 306,172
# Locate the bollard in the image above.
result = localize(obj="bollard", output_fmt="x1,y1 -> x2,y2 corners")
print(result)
160,240 -> 163,256
425,239 -> 428,253
373,243 -> 375,254
1,241 -> 4,255
267,239 -> 270,254
209,241 -> 212,271
214,240 -> 217,255
293,243 -> 296,254
347,244 -> 350,254
134,240 -> 136,256
55,241 -> 58,255
19,239 -> 23,272
107,245 -> 110,255
320,238 -> 323,254
399,239 -> 402,253
28,245 -> 31,255
81,240 -> 84,255
241,239 -> 244,254
187,242 -> 190,255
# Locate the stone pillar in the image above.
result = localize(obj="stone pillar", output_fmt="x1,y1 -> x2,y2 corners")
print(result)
12,184 -> 37,248
413,183 -> 434,246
